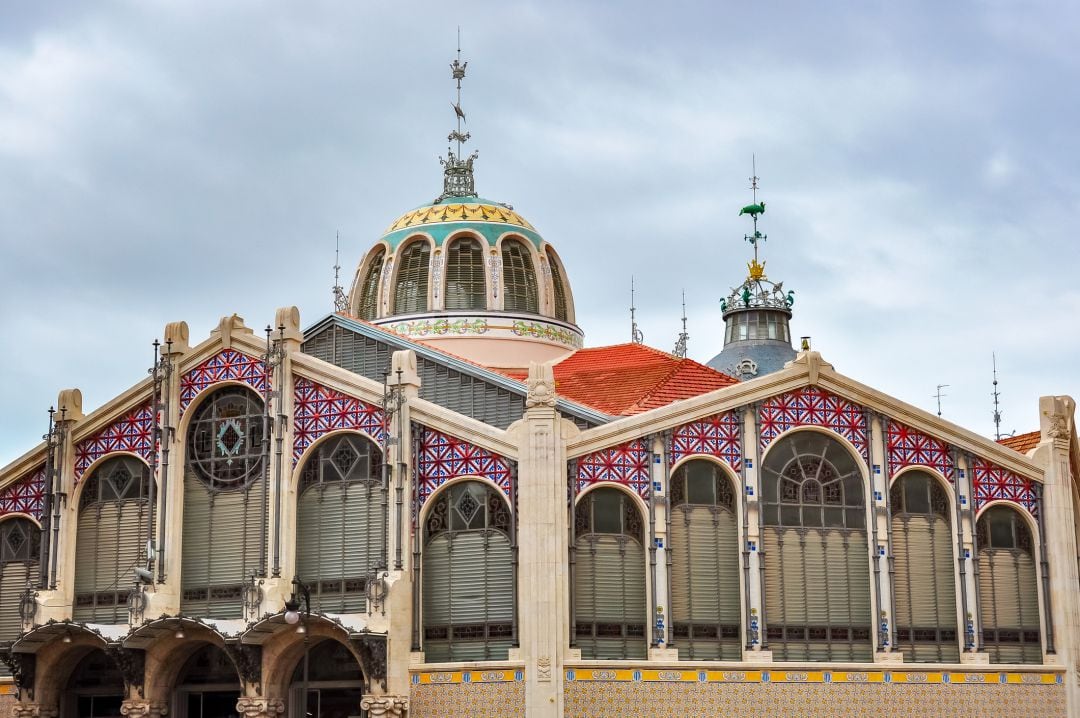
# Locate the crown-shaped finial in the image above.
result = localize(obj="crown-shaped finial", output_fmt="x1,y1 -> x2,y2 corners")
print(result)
438,31 -> 478,201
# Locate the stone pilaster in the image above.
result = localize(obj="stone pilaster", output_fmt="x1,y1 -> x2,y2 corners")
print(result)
40,388 -> 82,622
1034,396 -> 1078,712
742,407 -> 768,659
869,415 -> 896,661
514,362 -> 568,717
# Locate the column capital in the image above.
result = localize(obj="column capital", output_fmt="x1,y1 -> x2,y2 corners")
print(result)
234,697 -> 285,718
360,695 -> 409,717
120,700 -> 168,718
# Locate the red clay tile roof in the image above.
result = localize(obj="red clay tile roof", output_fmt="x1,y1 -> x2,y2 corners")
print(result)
546,343 -> 738,416
998,430 -> 1039,454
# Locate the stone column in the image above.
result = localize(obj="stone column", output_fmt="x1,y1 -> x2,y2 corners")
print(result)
648,435 -> 676,660
1033,396 -> 1078,712
41,388 -> 83,623
513,362 -> 568,717
386,350 -> 421,698
955,453 -> 988,663
870,415 -> 899,663
743,407 -> 769,659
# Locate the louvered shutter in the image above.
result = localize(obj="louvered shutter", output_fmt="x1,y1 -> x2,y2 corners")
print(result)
980,549 -> 1041,664
422,536 -> 452,661
0,560 -> 33,643
894,516 -> 960,663
574,535 -> 646,660
74,500 -> 147,623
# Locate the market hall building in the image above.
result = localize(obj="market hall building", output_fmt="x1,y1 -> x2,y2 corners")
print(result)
1,53 -> 1079,718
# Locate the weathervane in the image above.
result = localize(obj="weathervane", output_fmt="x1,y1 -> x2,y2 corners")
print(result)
630,276 -> 644,345
438,28 -> 478,200
332,231 -> 348,313
739,155 -> 767,278
673,290 -> 689,358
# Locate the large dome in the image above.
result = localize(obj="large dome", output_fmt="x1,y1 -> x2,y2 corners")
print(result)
347,194 -> 583,370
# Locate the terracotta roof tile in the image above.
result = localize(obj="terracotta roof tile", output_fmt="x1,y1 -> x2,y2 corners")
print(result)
998,430 -> 1040,454
547,343 -> 737,416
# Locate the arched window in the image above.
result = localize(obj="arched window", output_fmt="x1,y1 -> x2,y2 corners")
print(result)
174,643 -> 241,715
357,248 -> 385,320
182,386 -> 266,619
547,249 -> 569,322
393,240 -> 430,314
296,434 -> 385,614
0,518 -> 40,654
501,239 -> 538,313
289,639 -> 366,716
573,487 -> 647,659
445,237 -> 487,311
977,505 -> 1041,663
75,456 -> 153,623
761,431 -> 872,661
64,648 -> 125,718
890,471 -> 959,662
670,460 -> 741,659
422,481 -> 514,661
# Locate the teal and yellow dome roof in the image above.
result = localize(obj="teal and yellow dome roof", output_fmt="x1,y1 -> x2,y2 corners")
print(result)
380,196 -> 544,251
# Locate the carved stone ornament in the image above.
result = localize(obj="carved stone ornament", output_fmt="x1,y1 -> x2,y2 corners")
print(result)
526,362 -> 557,409
223,642 -> 262,688
120,701 -> 168,718
0,650 -> 36,699
11,705 -> 57,718
351,634 -> 388,691
105,644 -> 146,690
359,696 -> 409,718
234,697 -> 285,718
537,655 -> 552,682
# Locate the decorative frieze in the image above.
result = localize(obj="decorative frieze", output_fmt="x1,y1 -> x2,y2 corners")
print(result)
179,349 -> 268,413
886,421 -> 954,481
73,403 -> 155,481
0,466 -> 45,519
292,376 -> 386,463
759,387 -> 868,461
576,440 -> 651,498
670,412 -> 742,470
417,427 -> 512,504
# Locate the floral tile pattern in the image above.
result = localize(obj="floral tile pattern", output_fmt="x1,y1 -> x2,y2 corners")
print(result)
670,411 -> 742,471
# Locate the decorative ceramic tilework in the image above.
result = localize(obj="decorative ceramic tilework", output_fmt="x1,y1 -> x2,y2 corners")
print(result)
671,412 -> 742,471
0,467 -> 45,520
576,440 -> 651,498
972,457 -> 1041,517
292,377 -> 386,464
562,680 -> 1065,718
416,426 -> 512,504
886,421 -> 954,481
759,387 -> 868,460
179,349 -> 268,413
410,678 -> 524,718
73,403 -> 155,481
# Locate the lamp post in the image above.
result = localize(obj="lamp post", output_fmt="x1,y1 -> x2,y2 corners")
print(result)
284,577 -> 312,718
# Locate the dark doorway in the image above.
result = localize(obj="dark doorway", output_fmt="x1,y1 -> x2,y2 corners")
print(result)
288,639 -> 366,718
64,648 -> 125,718
173,644 -> 241,718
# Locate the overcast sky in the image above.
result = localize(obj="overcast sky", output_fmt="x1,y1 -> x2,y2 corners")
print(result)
2,1 -> 1078,466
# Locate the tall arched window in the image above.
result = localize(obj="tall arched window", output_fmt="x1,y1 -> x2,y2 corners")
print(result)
445,237 -> 487,310
393,240 -> 430,314
977,505 -> 1041,663
890,471 -> 959,662
761,431 -> 872,661
0,518 -> 40,654
422,481 -> 514,661
670,460 -> 741,659
75,456 -> 152,623
296,433 -> 386,614
547,249 -> 569,322
182,386 -> 266,618
501,239 -> 539,313
356,248 -> 385,320
573,487 -> 647,659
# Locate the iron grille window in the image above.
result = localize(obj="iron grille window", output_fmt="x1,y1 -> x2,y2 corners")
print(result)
445,237 -> 487,310
889,471 -> 959,662
393,240 -> 431,314
187,386 -> 266,491
422,481 -> 514,662
297,433 -> 386,614
500,239 -> 539,313
547,249 -> 569,322
357,248 -> 385,320
670,460 -> 742,660
573,488 -> 647,659
761,431 -> 872,662
976,506 -> 1041,663
75,456 -> 153,624
0,518 -> 40,661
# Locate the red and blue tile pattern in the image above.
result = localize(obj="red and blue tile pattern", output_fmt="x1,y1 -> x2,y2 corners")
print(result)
73,402 -> 156,481
417,426 -> 512,504
972,457 -> 1040,518
886,421 -> 954,481
576,440 -> 652,498
0,467 -> 45,520
671,412 -> 742,472
293,376 -> 386,464
180,349 -> 268,413
759,387 -> 868,461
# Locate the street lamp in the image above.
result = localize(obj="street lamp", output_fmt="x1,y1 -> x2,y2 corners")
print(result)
285,577 -> 312,718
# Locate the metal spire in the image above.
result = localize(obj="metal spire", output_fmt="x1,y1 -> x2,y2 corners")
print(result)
630,276 -> 644,345
934,384 -> 949,417
740,155 -> 767,272
438,28 -> 478,200
332,231 -> 348,313
991,354 -> 1014,440
673,290 -> 689,358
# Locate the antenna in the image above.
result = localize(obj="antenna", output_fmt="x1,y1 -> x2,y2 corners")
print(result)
673,290 -> 689,358
934,384 -> 949,417
630,276 -> 644,345
991,353 -> 1014,440
332,231 -> 348,313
